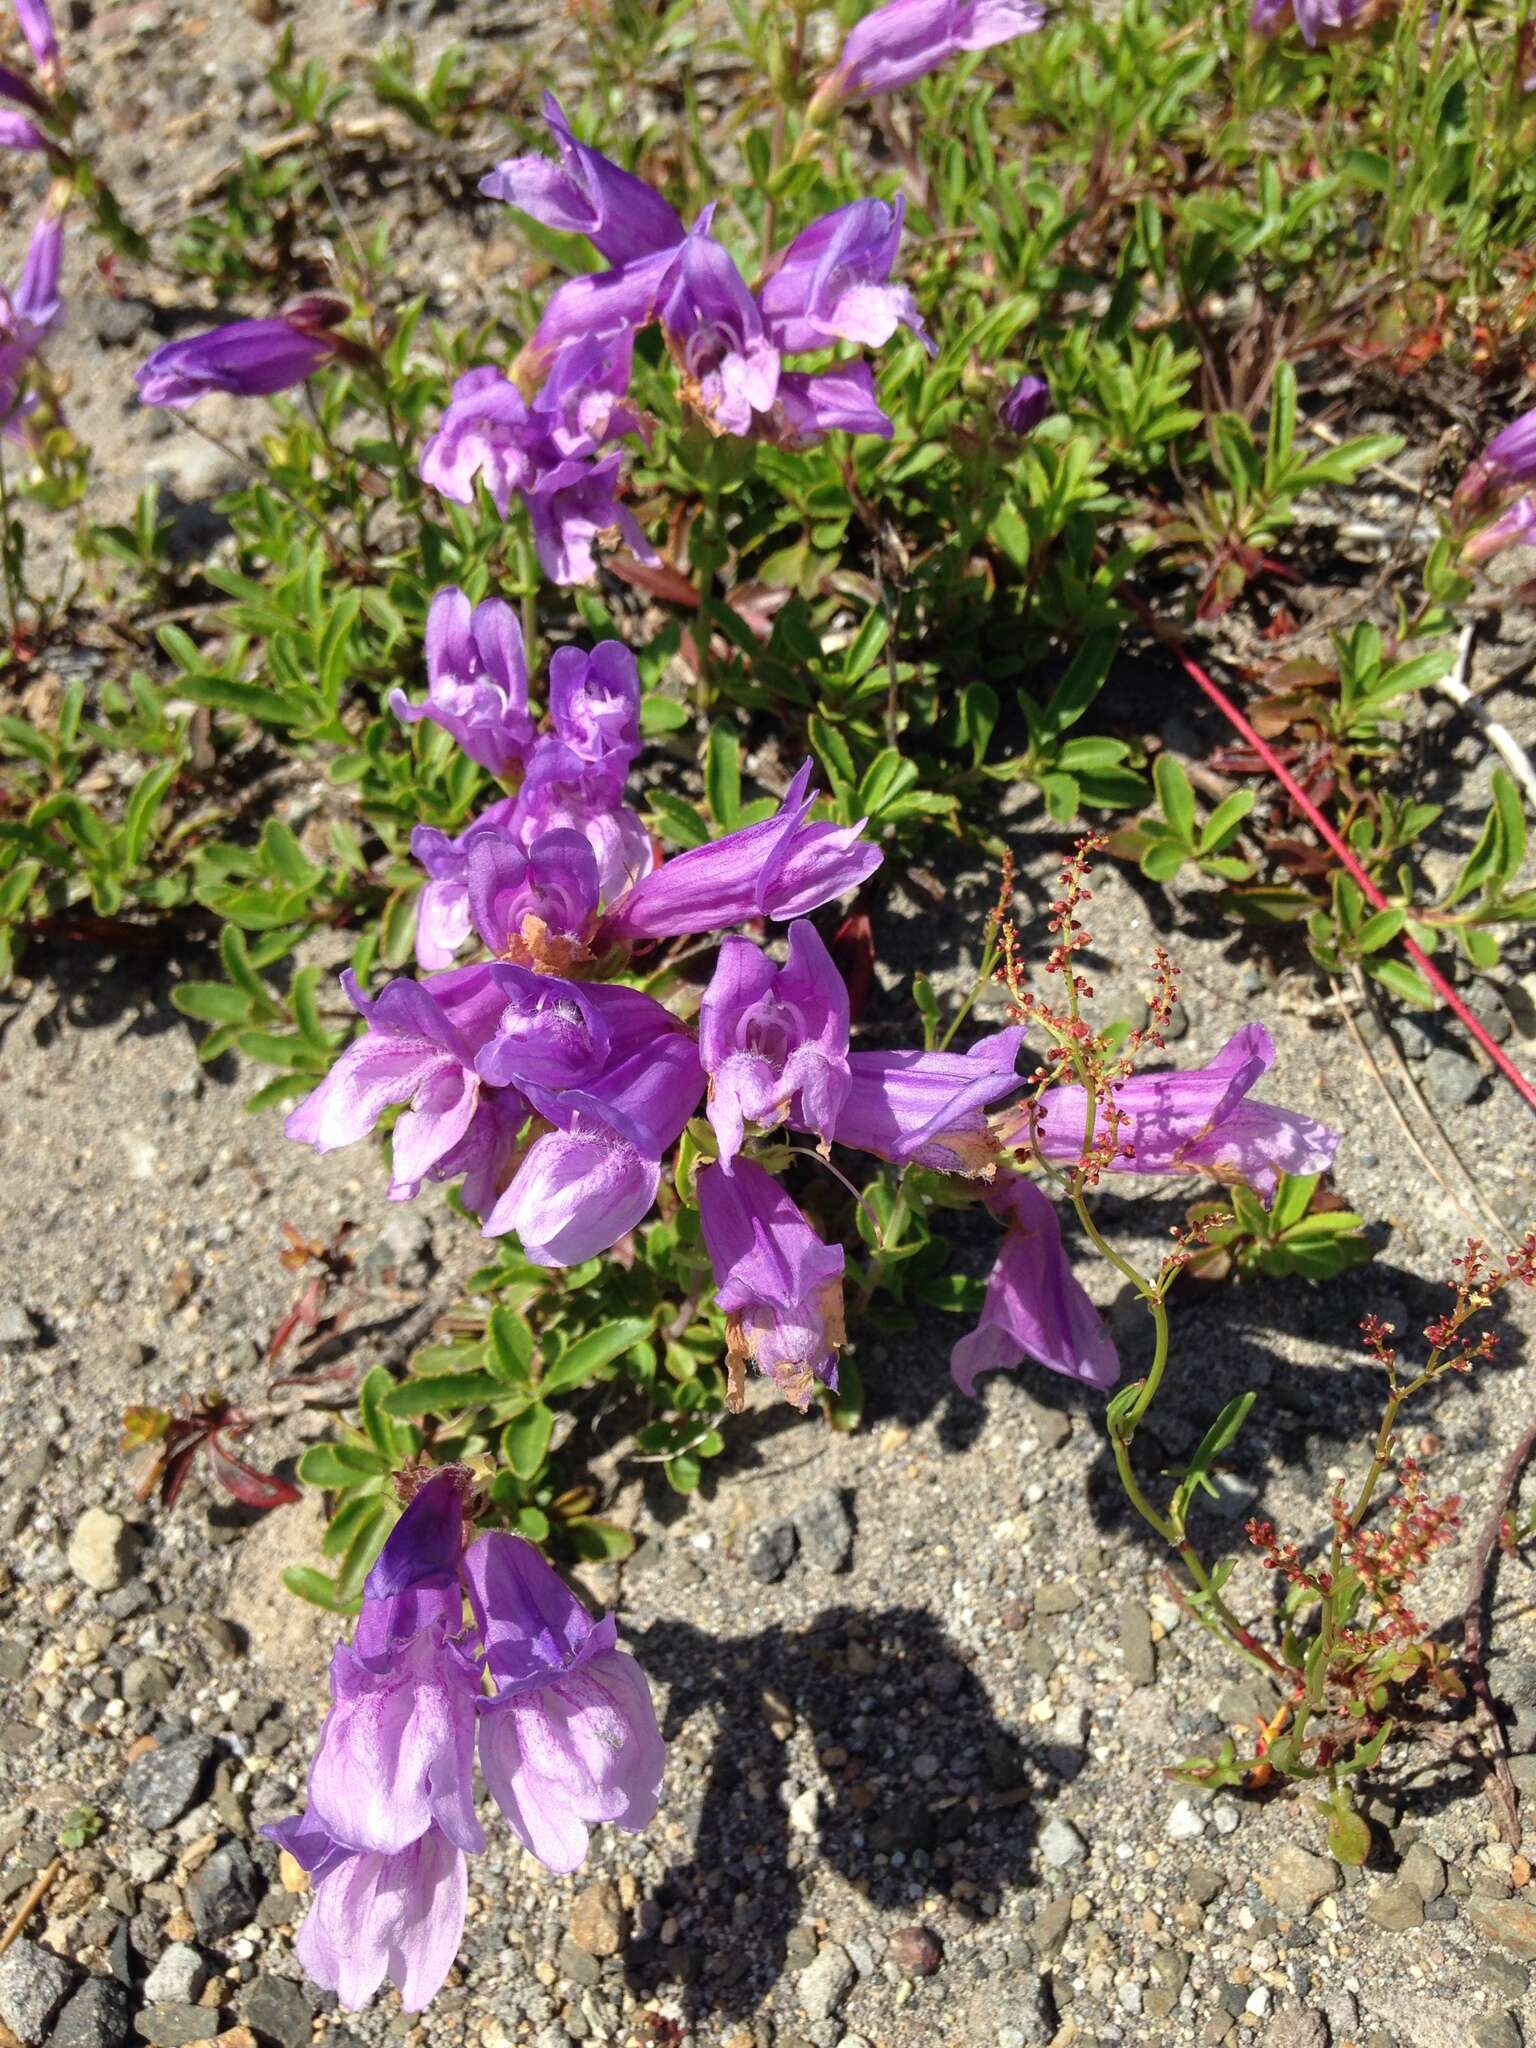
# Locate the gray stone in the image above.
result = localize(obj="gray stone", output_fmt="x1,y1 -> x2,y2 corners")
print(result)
0,1302 -> 39,1347
997,1976 -> 1056,2045
556,1937 -> 601,1987
1204,1470 -> 1259,1520
1422,1046 -> 1483,1110
91,297 -> 152,347
1038,1817 -> 1087,1869
133,2004 -> 221,2047
1482,1955 -> 1529,1999
237,1973 -> 315,2048
797,1944 -> 856,2022
1400,1840 -> 1446,1900
122,1656 -> 175,1707
185,1839 -> 263,1940
1471,2018 -> 1523,2048
1035,1581 -> 1081,1616
49,1976 -> 132,2048
1119,1599 -> 1156,1685
795,1489 -> 854,1573
1260,2015 -> 1329,2048
0,1940 -> 75,2043
1366,1883 -> 1424,1932
68,1508 -> 141,1593
146,438 -> 243,504
1393,1017 -> 1433,1060
1468,1895 -> 1536,1959
1259,1846 -> 1342,1916
142,1944 -> 205,2006
743,1519 -> 798,1584
123,1736 -> 214,1831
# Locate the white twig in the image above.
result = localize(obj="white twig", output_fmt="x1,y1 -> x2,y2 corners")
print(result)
1436,623 -> 1536,817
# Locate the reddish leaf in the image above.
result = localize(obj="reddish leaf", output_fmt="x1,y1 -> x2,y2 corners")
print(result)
206,1430 -> 302,1510
830,911 -> 875,1024
606,552 -> 701,609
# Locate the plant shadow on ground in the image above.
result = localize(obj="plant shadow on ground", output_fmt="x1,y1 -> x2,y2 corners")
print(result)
627,1602 -> 1040,2028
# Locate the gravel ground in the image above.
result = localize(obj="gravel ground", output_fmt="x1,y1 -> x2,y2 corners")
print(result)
5,5 -> 1536,2048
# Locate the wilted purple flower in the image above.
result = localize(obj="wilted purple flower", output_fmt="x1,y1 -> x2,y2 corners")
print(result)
481,93 -> 684,270
390,589 -> 534,779
759,199 -> 930,358
549,640 -> 641,782
813,0 -> 1045,110
659,232 -> 780,439
1249,0 -> 1376,44
267,1815 -> 468,2014
1456,403 -> 1536,513
698,1159 -> 846,1410
135,314 -> 341,409
700,922 -> 850,1168
604,762 -> 881,944
775,363 -> 894,447
1004,1022 -> 1338,1201
1464,494 -> 1536,566
999,371 -> 1048,435
950,1176 -> 1119,1395
284,965 -> 507,1201
466,831 -> 601,972
832,1025 -> 1025,1174
410,796 -> 520,970
463,1533 -> 665,1872
509,737 -> 654,909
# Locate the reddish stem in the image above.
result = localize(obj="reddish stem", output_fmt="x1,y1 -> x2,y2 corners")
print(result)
1124,594 -> 1536,1120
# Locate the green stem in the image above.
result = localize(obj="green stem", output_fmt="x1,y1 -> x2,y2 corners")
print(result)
0,440 -> 21,650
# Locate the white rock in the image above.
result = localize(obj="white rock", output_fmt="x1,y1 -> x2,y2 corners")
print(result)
1166,1799 -> 1206,1840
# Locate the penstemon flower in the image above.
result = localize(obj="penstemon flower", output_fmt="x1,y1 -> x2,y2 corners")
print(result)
810,0 -> 1045,113
0,204 -> 64,434
698,1159 -> 848,1409
699,921 -> 852,1168
1248,0 -> 1383,44
136,302 -> 348,409
389,588 -> 535,778
999,371 -> 1049,435
950,1175 -> 1119,1394
831,1026 -> 1026,1174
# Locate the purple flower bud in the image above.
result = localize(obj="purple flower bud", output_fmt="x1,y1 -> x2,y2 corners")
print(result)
604,762 -> 882,943
466,830 -> 601,972
265,1816 -> 468,2013
832,1026 -> 1025,1173
698,1159 -> 846,1409
775,362 -> 893,447
409,796 -> 521,970
950,1176 -> 1119,1394
463,1533 -> 666,1872
135,316 -> 340,409
0,108 -> 44,149
0,63 -> 48,116
390,588 -> 534,778
817,0 -> 1045,109
999,371 -> 1048,435
480,1118 -> 664,1264
659,232 -> 780,439
0,208 -> 63,430
1458,404 -> 1536,513
16,0 -> 58,82
700,922 -> 851,1168
759,198 -> 931,358
509,736 -> 653,909
549,640 -> 642,782
480,93 -> 684,271
1003,1023 -> 1339,1202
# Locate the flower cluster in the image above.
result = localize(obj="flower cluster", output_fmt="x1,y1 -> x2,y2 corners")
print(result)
268,1469 -> 664,2011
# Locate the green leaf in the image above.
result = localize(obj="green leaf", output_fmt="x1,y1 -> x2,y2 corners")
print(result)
379,1370 -> 506,1417
281,1565 -> 360,1613
1199,789 -> 1255,852
1268,1172 -> 1319,1233
121,761 -> 178,869
359,1366 -> 401,1460
1325,1801 -> 1373,1866
705,722 -> 742,830
1356,907 -> 1405,954
171,981 -> 252,1025
540,1317 -> 655,1399
297,1440 -> 392,1489
487,1306 -> 536,1385
1153,753 -> 1197,845
503,1401 -> 555,1480
1176,1391 -> 1256,1518
1038,629 -> 1119,740
1139,836 -> 1188,882
1365,956 -> 1437,1009
564,1517 -> 636,1561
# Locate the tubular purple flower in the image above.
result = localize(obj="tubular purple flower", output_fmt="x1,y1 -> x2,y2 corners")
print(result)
1464,494 -> 1536,566
509,737 -> 653,909
659,231 -> 779,439
759,198 -> 931,358
0,108 -> 44,148
480,1117 -> 663,1263
0,207 -> 64,432
390,588 -> 533,777
420,366 -> 535,515
700,922 -> 851,1168
16,0 -> 58,82
135,316 -> 340,408
775,363 -> 894,447
832,1025 -> 1026,1173
1249,0 -> 1377,43
463,1533 -> 665,1873
466,830 -> 601,972
265,1815 -> 468,2014
480,92 -> 684,270
352,1469 -> 469,1656
1457,404 -> 1536,513
548,640 -> 641,781
698,1159 -> 846,1410
521,247 -> 678,381
527,447 -> 657,585
283,966 -> 505,1201
0,62 -> 48,116
409,796 -> 521,970
1005,1022 -> 1339,1202
604,762 -> 882,943
429,1085 -> 529,1220
950,1177 -> 1119,1395
999,371 -> 1048,435
814,0 -> 1045,110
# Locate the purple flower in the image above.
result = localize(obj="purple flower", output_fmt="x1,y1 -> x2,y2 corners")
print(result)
950,1176 -> 1119,1395
16,0 -> 59,84
283,965 -> 507,1202
1006,1023 -> 1339,1202
0,107 -> 43,148
659,231 -> 780,439
522,248 -> 680,381
814,0 -> 1045,109
759,199 -> 930,358
698,1159 -> 846,1409
480,1117 -> 665,1264
0,208 -> 63,432
1457,404 -> 1536,513
1465,494 -> 1536,566
463,1533 -> 665,1872
700,922 -> 850,1168
352,1469 -> 469,1656
466,830 -> 601,972
267,1817 -> 468,2013
390,588 -> 533,778
410,796 -> 521,971
480,93 -> 684,270
135,315 -> 340,409
1249,0 -> 1375,43
509,736 -> 653,909
604,762 -> 882,944
775,362 -> 894,447
0,61 -> 49,116
832,1025 -> 1025,1173
549,640 -> 641,782
999,372 -> 1048,435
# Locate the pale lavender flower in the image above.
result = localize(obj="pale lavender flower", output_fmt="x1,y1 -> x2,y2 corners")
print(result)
480,1116 -> 667,1264
814,0 -> 1045,110
466,830 -> 601,972
135,314 -> 341,408
999,371 -> 1048,434
480,93 -> 684,269
950,1176 -> 1119,1395
1249,0 -> 1376,43
410,796 -> 520,970
0,107 -> 43,148
758,199 -> 930,357
1464,494 -> 1536,566
700,921 -> 850,1168
509,737 -> 654,909
698,1159 -> 846,1409
659,231 -> 780,439
0,208 -> 63,432
1004,1022 -> 1339,1202
832,1025 -> 1025,1173
775,362 -> 894,446
390,589 -> 534,778
463,1533 -> 665,1872
548,640 -> 641,782
603,762 -> 881,943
